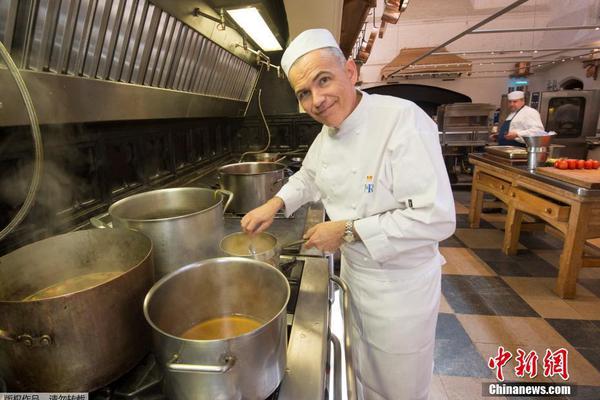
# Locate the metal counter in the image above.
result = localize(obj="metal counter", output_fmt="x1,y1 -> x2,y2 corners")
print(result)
277,255 -> 330,400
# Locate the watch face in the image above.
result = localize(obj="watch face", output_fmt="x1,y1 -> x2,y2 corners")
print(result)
343,220 -> 355,243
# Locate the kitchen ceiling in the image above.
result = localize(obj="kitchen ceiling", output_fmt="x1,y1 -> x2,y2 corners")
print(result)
354,0 -> 600,82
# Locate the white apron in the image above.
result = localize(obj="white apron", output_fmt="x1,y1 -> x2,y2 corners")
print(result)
341,245 -> 442,400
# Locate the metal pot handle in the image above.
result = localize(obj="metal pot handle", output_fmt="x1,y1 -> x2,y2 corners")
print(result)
329,275 -> 358,400
167,354 -> 236,374
271,168 -> 295,188
214,189 -> 234,214
90,212 -> 111,229
330,333 -> 342,400
0,328 -> 52,347
272,178 -> 285,187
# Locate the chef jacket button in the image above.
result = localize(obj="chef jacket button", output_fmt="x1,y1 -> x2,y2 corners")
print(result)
351,168 -> 357,174
351,203 -> 357,209
363,257 -> 368,262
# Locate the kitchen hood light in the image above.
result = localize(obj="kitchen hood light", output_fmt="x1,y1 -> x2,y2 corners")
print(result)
226,7 -> 282,51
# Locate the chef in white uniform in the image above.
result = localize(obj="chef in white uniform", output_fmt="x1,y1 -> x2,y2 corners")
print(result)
492,90 -> 545,146
241,29 -> 455,400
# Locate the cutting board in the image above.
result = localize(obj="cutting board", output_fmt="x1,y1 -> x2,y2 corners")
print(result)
484,154 -> 527,165
536,167 -> 600,189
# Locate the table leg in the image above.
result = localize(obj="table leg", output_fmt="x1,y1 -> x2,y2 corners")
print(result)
503,205 -> 524,255
468,168 -> 484,228
555,203 -> 590,299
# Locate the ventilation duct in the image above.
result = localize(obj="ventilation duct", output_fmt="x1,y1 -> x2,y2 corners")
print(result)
0,0 -> 260,126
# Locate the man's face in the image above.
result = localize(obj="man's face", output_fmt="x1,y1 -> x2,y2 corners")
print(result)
288,49 -> 358,128
508,98 -> 525,112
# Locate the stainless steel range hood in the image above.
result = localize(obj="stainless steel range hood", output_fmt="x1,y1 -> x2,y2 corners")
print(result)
0,0 -> 260,126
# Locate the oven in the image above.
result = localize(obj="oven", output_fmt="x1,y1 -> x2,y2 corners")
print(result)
538,90 -> 600,158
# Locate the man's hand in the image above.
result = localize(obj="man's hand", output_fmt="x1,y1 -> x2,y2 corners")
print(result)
505,131 -> 519,140
241,197 -> 284,234
489,133 -> 498,141
303,220 -> 346,253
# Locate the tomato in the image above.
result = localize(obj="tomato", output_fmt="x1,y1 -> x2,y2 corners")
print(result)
554,160 -> 561,168
567,159 -> 577,169
577,159 -> 585,169
585,159 -> 594,169
593,160 -> 600,169
558,160 -> 569,170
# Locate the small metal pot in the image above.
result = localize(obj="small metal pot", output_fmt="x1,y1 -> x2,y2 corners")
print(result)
0,229 -> 154,391
144,257 -> 289,400
217,162 -> 288,214
92,187 -> 233,279
219,232 -> 305,269
220,232 -> 279,267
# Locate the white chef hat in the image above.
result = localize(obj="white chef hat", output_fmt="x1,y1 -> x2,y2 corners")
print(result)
507,90 -> 525,100
280,29 -> 340,76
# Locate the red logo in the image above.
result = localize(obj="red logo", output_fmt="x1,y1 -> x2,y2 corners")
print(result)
515,349 -> 539,379
488,346 -> 513,381
543,348 -> 570,381
488,347 -> 569,382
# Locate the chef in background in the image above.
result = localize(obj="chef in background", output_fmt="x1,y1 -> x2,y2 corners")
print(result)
491,90 -> 544,146
241,29 -> 455,400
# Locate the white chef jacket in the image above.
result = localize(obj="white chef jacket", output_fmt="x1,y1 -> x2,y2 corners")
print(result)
276,91 -> 456,399
507,105 -> 545,144
277,91 -> 455,268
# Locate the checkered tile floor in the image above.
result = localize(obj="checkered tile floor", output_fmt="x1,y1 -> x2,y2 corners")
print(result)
431,190 -> 600,400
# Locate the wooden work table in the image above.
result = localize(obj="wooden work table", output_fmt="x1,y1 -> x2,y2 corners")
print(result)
468,153 -> 600,299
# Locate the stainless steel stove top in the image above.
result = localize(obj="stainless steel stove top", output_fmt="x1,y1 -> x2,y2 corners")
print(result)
91,158 -> 332,400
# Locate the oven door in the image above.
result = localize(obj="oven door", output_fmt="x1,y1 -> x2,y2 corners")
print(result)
540,90 -> 600,140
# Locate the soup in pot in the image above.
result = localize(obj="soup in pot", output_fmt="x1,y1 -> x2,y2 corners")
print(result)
180,314 -> 263,340
222,233 -> 276,256
23,271 -> 122,301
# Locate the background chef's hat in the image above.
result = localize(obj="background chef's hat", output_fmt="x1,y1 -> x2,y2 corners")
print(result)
281,29 -> 340,76
507,90 -> 525,100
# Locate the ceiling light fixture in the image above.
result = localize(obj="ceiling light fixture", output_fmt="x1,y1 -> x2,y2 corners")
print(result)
226,7 -> 282,51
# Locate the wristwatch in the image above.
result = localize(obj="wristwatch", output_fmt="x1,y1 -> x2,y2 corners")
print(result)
343,220 -> 356,243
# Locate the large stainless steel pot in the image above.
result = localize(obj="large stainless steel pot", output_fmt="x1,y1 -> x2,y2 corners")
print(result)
218,162 -> 287,214
97,187 -> 232,279
144,257 -> 289,400
0,229 -> 154,391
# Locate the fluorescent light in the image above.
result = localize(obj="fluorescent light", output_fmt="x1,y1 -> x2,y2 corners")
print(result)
226,7 -> 282,51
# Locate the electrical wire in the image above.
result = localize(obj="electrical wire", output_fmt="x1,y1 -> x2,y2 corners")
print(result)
0,40 -> 43,241
239,88 -> 272,162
